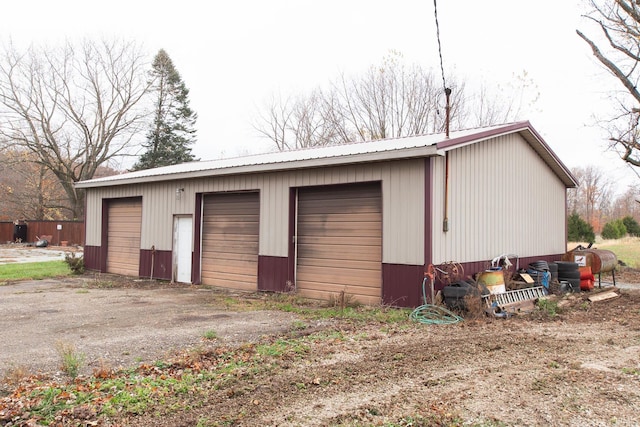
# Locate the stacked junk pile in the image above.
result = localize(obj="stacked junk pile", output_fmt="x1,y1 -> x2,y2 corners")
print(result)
440,245 -> 618,318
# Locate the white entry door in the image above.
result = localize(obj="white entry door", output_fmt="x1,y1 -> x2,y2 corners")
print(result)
173,216 -> 193,283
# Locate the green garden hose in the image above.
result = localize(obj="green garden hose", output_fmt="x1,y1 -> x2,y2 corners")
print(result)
410,276 -> 463,325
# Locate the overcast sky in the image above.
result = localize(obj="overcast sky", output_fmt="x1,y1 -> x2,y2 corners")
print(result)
2,0 -> 637,192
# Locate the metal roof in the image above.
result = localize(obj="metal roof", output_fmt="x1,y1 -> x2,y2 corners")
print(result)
75,121 -> 578,189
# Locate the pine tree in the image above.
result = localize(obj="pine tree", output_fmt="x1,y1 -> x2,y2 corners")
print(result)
133,49 -> 197,170
622,216 -> 640,237
567,213 -> 595,244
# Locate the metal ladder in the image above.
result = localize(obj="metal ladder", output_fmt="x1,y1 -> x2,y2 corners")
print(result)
482,286 -> 547,308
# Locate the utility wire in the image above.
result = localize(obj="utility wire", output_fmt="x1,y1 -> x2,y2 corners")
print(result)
433,0 -> 447,91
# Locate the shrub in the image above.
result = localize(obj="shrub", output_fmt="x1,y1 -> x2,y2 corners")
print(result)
622,216 -> 640,237
567,213 -> 595,243
601,222 -> 617,239
602,219 -> 627,239
64,252 -> 85,274
615,219 -> 628,237
537,298 -> 559,317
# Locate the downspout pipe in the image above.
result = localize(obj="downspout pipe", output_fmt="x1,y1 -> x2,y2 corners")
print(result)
150,245 -> 155,280
443,87 -> 451,232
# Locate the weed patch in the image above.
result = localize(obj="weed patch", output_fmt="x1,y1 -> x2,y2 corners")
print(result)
537,298 -> 559,317
64,252 -> 85,274
202,329 -> 218,340
55,341 -> 85,379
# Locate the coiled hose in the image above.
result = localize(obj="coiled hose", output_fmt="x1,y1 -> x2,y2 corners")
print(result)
410,276 -> 463,325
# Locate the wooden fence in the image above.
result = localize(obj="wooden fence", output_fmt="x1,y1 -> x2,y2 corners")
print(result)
0,221 -> 85,246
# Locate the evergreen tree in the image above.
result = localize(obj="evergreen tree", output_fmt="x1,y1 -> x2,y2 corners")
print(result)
622,216 -> 640,237
133,49 -> 197,170
567,213 -> 595,243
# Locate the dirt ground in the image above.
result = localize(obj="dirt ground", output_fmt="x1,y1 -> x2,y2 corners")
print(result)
2,270 -> 640,426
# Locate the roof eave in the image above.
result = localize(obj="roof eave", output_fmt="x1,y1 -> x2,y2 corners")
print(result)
75,145 -> 440,189
437,120 -> 579,188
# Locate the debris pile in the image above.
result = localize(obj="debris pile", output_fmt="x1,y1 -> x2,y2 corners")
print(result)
435,249 -> 622,320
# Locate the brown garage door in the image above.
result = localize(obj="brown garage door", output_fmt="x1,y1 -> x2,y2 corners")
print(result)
201,192 -> 259,290
107,198 -> 142,276
296,182 -> 382,304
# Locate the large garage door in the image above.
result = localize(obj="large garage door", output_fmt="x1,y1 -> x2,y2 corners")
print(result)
201,192 -> 259,290
107,198 -> 142,276
296,182 -> 382,305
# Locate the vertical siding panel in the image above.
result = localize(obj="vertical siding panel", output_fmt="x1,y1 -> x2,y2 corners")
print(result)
259,175 -> 268,255
382,160 -> 424,265
258,172 -> 288,257
269,174 -> 289,257
381,165 -> 393,264
269,175 -> 279,256
400,165 -> 410,261
431,156 -> 445,263
433,133 -> 568,265
85,192 -> 101,245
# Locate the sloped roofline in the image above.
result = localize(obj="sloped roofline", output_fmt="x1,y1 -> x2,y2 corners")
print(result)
76,121 -> 578,189
436,121 -> 578,188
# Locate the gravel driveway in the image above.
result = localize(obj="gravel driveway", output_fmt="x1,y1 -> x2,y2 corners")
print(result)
0,245 -> 80,264
0,277 -> 297,379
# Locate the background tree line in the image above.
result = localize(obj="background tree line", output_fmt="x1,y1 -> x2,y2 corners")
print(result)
253,51 -> 537,151
568,164 -> 640,242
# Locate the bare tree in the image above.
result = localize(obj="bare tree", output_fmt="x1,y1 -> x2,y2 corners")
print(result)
577,0 -> 640,171
567,168 -> 583,215
611,186 -> 640,219
255,52 -> 535,151
568,165 -> 614,232
0,39 -> 151,218
330,54 -> 453,140
254,90 -> 339,151
463,70 -> 540,128
0,149 -> 70,220
254,52 -> 460,151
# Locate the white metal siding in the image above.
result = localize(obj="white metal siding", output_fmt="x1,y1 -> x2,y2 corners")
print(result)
431,133 -> 567,263
84,159 -> 425,265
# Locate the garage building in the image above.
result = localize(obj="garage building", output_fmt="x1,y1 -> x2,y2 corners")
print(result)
76,121 -> 578,307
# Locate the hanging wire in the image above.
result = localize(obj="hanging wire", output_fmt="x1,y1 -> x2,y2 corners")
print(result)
433,0 -> 447,91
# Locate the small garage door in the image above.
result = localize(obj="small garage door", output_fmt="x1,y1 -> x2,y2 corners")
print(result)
201,192 -> 259,290
296,182 -> 382,304
106,198 -> 142,276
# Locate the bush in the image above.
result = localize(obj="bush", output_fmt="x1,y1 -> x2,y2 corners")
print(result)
616,219 -> 628,237
622,216 -> 640,237
602,219 -> 627,239
64,252 -> 85,274
567,213 -> 595,243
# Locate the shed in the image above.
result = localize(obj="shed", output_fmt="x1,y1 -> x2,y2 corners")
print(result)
76,121 -> 578,307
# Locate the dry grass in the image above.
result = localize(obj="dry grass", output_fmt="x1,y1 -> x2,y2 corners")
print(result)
2,365 -> 31,387
462,293 -> 486,320
328,290 -> 361,309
